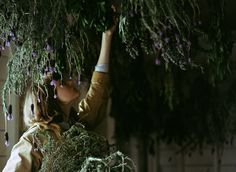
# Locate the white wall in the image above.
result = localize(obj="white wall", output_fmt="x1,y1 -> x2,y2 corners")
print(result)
118,137 -> 236,172
0,47 -> 20,171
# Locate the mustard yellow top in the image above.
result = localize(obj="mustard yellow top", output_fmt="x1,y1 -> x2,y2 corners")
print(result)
3,71 -> 109,172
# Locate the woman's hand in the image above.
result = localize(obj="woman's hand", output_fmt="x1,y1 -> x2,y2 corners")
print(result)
103,5 -> 119,36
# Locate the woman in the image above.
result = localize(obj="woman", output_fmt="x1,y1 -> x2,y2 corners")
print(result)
3,20 -> 117,172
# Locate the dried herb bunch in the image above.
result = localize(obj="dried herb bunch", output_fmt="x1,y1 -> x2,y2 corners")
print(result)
119,0 -> 200,69
39,124 -> 135,172
0,0 -> 113,114
110,0 -> 234,152
118,0 -> 232,73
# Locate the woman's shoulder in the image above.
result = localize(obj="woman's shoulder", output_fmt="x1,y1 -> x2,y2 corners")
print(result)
20,123 -> 60,144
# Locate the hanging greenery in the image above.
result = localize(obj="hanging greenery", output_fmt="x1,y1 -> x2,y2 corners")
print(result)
110,0 -> 235,152
0,0 -> 113,114
0,0 -> 235,153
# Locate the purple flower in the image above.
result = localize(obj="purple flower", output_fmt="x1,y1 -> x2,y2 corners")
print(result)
5,41 -> 10,47
32,51 -> 37,57
158,31 -> 163,37
5,140 -> 9,146
49,67 -> 56,72
7,113 -> 14,120
10,32 -> 16,41
155,58 -> 161,65
50,80 -> 57,87
9,32 -> 14,37
154,42 -> 162,50
44,66 -> 49,72
9,32 -> 16,41
45,44 -> 53,53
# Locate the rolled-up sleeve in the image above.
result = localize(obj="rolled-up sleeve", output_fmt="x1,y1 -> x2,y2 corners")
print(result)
78,71 -> 109,129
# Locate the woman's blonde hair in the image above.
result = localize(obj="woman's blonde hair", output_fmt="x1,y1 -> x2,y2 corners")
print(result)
23,83 -> 63,127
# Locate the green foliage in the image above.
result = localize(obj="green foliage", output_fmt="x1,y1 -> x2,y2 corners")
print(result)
0,0 -> 112,112
39,124 -> 135,172
110,0 -> 234,151
0,0 -> 235,153
118,0 -> 233,73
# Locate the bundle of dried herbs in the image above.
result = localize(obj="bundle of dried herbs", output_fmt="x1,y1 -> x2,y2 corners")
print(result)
39,124 -> 135,172
110,0 -> 235,152
0,0 -> 113,114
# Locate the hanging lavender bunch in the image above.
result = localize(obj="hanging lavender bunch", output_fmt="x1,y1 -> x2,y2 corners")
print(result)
0,0 -> 113,117
118,0 -> 233,73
